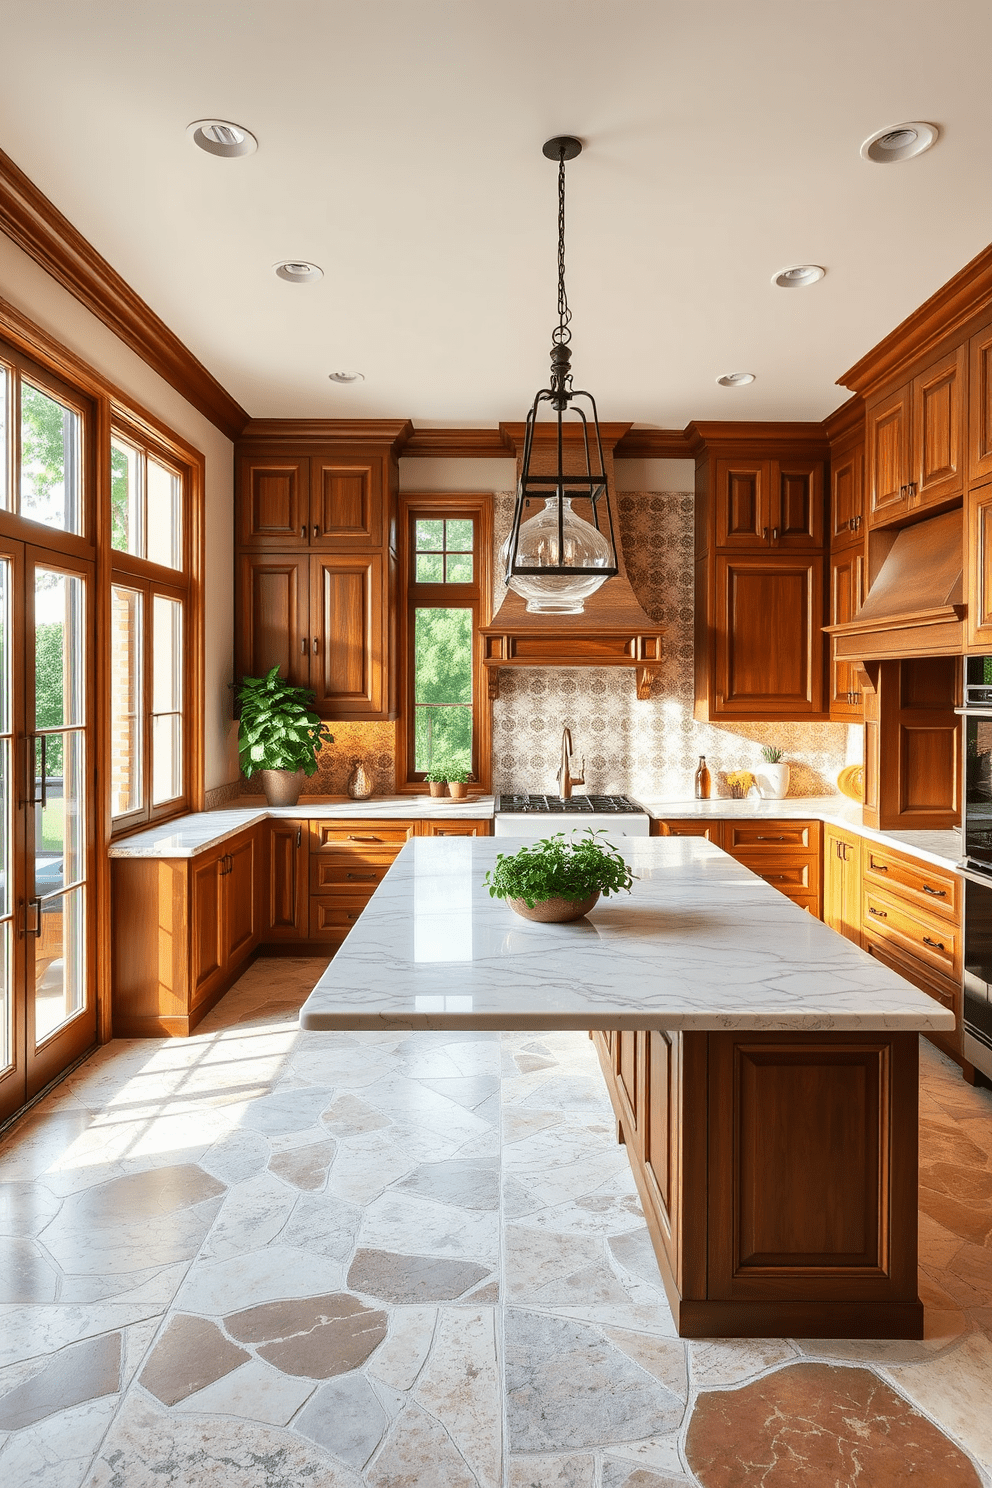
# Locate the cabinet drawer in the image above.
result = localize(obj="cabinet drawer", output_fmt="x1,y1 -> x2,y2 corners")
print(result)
309,895 -> 370,938
653,820 -> 726,846
861,845 -> 959,921
733,853 -> 818,895
311,823 -> 416,852
862,885 -> 958,979
310,859 -> 390,892
725,821 -> 817,851
862,929 -> 959,1020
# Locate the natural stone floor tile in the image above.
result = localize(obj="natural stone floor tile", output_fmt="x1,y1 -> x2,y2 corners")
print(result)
358,1189 -> 499,1264
0,1235 -> 60,1303
686,1362 -> 983,1486
223,1291 -> 388,1378
413,1308 -> 501,1488
203,1171 -> 298,1259
321,1092 -> 393,1138
367,1308 -> 437,1390
605,1330 -> 688,1399
508,1453 -> 596,1487
689,1338 -> 798,1388
0,1395 -> 118,1488
883,1331 -> 992,1470
348,1248 -> 490,1304
296,1371 -> 388,1469
395,1159 -> 500,1211
176,1357 -> 315,1425
176,1243 -> 346,1314
602,1465 -> 690,1488
267,1137 -> 338,1190
0,1302 -> 160,1371
0,1329 -> 120,1429
280,1190 -> 362,1261
0,1178 -> 62,1235
367,1401 -> 480,1488
139,1313 -> 249,1406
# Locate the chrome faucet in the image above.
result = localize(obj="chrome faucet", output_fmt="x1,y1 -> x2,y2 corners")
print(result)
557,727 -> 585,800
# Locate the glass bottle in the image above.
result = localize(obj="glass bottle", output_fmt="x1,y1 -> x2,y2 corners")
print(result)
694,755 -> 711,800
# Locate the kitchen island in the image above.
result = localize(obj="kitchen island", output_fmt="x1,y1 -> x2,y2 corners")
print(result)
300,836 -> 954,1340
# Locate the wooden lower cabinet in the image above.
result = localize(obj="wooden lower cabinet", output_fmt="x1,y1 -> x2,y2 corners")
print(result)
593,1026 -> 922,1339
263,820 -> 309,942
652,820 -> 725,845
113,828 -> 262,1037
823,825 -> 862,944
654,817 -> 821,914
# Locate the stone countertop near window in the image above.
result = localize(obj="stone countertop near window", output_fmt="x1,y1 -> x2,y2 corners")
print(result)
298,836 -> 955,1033
107,796 -> 497,858
638,796 -> 963,872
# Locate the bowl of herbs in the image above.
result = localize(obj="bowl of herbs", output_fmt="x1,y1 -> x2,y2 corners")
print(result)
483,829 -> 635,923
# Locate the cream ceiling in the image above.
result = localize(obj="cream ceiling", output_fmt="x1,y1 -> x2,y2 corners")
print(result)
1,0 -> 991,428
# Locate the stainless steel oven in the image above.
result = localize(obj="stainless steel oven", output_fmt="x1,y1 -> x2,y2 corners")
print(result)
958,657 -> 992,1081
963,868 -> 992,1081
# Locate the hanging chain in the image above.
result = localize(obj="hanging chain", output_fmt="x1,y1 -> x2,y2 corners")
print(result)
552,145 -> 572,347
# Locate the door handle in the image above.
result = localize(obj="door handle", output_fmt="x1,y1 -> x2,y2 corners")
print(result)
22,736 -> 46,809
19,897 -> 42,938
899,485 -> 907,499
347,912 -> 361,921
868,906 -> 887,918
313,525 -> 320,540
312,637 -> 318,655
869,859 -> 888,871
855,514 -> 862,531
762,526 -> 770,542
771,527 -> 779,543
922,884 -> 946,897
301,525 -> 307,540
301,637 -> 308,654
296,827 -> 302,848
908,481 -> 918,501
348,834 -> 381,842
923,936 -> 945,951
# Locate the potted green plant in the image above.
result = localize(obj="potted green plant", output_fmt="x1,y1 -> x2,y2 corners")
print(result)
236,667 -> 334,807
756,745 -> 790,801
443,764 -> 471,801
484,830 -> 634,923
424,766 -> 449,799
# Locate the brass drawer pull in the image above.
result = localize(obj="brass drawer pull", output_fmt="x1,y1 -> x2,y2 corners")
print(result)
869,859 -> 888,871
755,835 -> 787,841
346,872 -> 376,881
348,834 -> 381,842
868,907 -> 887,918
923,936 -> 945,951
922,885 -> 947,897
347,912 -> 361,921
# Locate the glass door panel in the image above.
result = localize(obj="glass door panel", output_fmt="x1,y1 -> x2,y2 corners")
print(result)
0,542 -> 25,1121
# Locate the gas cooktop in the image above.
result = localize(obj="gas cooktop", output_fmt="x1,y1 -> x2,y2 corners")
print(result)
497,794 -> 643,814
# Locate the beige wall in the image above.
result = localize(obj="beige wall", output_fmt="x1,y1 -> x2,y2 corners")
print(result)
0,233 -> 237,789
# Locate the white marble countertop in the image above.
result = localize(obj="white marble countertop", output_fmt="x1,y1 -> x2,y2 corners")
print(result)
298,837 -> 955,1034
108,796 -> 497,858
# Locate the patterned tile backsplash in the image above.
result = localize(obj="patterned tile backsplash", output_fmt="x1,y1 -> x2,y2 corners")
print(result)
221,490 -> 856,804
491,492 -> 859,799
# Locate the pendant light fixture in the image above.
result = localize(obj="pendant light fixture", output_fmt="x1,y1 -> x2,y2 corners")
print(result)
500,137 -> 619,614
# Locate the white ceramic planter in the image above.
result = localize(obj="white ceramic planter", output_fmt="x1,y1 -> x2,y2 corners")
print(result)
756,762 -> 790,800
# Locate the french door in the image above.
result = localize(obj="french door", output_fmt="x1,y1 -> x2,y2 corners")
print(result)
0,537 -> 96,1123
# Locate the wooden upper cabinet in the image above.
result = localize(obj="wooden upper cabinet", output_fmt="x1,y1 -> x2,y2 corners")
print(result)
911,344 -> 967,511
238,455 -> 309,546
967,479 -> 992,651
310,553 -> 385,719
868,384 -> 912,525
713,459 -> 770,547
237,553 -> 311,688
713,555 -> 825,718
311,459 -> 382,548
970,322 -> 992,485
829,547 -> 864,719
829,442 -> 864,546
772,457 -> 824,548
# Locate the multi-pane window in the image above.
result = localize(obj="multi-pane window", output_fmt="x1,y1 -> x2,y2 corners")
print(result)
0,357 -> 85,537
109,419 -> 190,828
402,499 -> 492,788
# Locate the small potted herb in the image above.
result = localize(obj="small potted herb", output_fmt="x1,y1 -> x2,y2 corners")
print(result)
484,830 -> 634,923
756,745 -> 790,801
235,667 -> 333,806
424,767 -> 449,799
443,765 -> 471,801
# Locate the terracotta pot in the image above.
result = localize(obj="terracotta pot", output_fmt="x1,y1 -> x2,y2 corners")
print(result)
428,781 -> 448,798
448,781 -> 468,800
507,891 -> 600,923
258,768 -> 306,807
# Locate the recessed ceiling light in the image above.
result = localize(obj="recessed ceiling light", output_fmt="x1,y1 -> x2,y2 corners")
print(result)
861,121 -> 938,164
772,264 -> 825,290
328,371 -> 365,385
187,119 -> 257,158
716,372 -> 755,388
274,261 -> 323,284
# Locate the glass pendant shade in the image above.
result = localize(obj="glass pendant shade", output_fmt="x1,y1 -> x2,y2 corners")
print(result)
501,498 -> 612,613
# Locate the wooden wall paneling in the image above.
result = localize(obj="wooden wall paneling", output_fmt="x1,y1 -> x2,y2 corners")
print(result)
713,556 -> 825,718
966,478 -> 992,650
771,456 -> 824,548
311,457 -> 382,548
237,455 -> 309,547
236,553 -> 310,688
911,343 -> 967,511
829,546 -> 865,718
867,384 -> 912,526
713,459 -> 771,548
969,322 -> 992,483
310,553 -> 383,718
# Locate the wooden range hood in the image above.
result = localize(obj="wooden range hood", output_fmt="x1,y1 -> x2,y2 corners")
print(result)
826,508 -> 965,661
480,421 -> 665,699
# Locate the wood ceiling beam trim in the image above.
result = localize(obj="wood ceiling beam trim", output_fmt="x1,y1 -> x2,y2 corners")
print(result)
614,428 -> 694,459
0,146 -> 249,441
239,418 -> 414,452
401,428 -> 514,458
838,242 -> 992,398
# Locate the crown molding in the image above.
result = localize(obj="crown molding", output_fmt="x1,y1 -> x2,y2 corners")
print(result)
838,243 -> 992,398
498,420 -> 633,455
823,393 -> 864,445
613,428 -> 693,459
684,420 -> 830,455
0,146 -> 249,441
238,418 -> 414,453
401,428 -> 513,458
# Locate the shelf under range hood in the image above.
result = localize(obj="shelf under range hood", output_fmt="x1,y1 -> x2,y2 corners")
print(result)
480,421 -> 665,699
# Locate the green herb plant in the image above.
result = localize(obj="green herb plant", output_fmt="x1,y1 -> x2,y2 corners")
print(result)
442,764 -> 471,784
760,745 -> 785,764
424,766 -> 450,784
235,667 -> 334,778
484,830 -> 635,909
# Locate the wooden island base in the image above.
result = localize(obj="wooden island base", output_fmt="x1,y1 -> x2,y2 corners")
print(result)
592,1028 -> 922,1340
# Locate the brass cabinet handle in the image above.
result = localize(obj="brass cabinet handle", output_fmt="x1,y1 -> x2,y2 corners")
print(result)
346,872 -> 376,881
922,884 -> 946,897
301,525 -> 307,540
855,514 -> 862,531
313,524 -> 320,539
923,936 -> 945,951
869,859 -> 888,871
771,527 -> 779,542
301,637 -> 308,654
756,835 -> 786,841
296,827 -> 302,848
347,912 -> 361,921
312,637 -> 319,655
763,526 -> 770,541
899,485 -> 908,499
868,906 -> 887,918
348,834 -> 381,842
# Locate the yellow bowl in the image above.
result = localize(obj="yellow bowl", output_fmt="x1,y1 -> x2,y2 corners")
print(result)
837,764 -> 864,802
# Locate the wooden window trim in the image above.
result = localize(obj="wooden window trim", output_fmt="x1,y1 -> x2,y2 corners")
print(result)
396,493 -> 492,794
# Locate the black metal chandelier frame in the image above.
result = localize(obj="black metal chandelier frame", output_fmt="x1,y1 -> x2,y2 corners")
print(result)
503,136 -> 620,586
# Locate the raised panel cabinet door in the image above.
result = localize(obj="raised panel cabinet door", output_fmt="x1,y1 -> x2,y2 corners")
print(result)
867,385 -> 911,525
310,554 -> 384,718
966,479 -> 992,649
713,556 -> 825,718
265,821 -> 308,939
829,442 -> 864,546
223,835 -> 257,965
713,459 -> 772,548
823,828 -> 861,944
190,852 -> 224,1003
912,344 -> 967,510
969,324 -> 992,484
237,554 -> 310,688
829,548 -> 864,719
237,455 -> 309,547
311,458 -> 383,548
642,1030 -> 681,1280
770,458 -> 825,549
